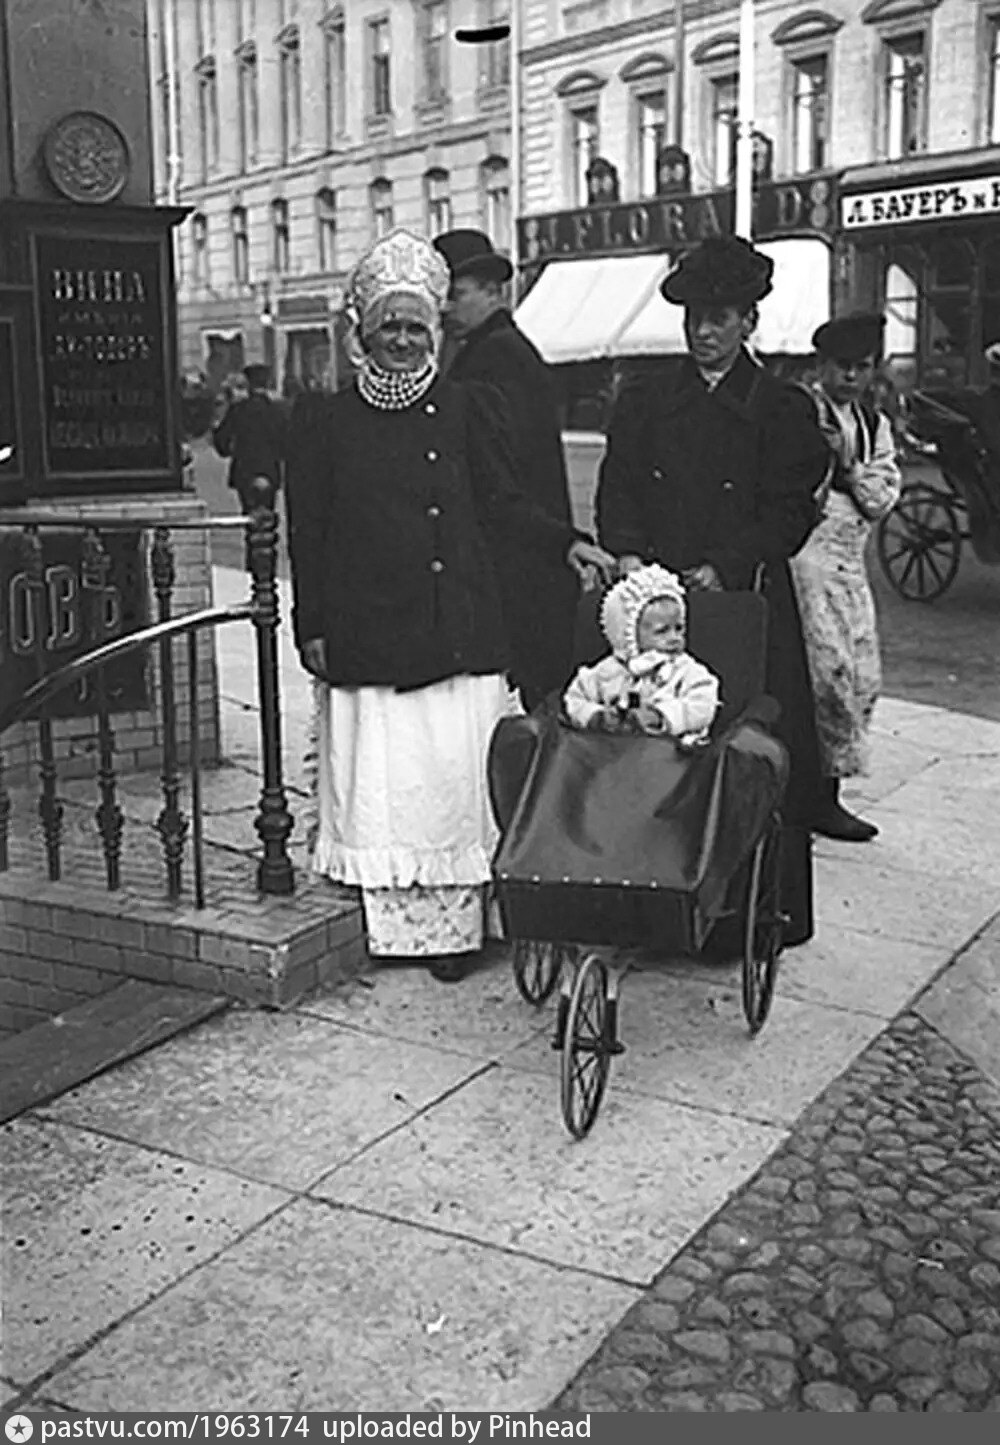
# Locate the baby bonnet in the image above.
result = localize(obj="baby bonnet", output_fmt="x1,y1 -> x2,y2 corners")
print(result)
600,564 -> 686,662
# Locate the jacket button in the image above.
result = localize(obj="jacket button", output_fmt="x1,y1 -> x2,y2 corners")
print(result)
426,449 -> 439,462
722,480 -> 734,491
430,559 -> 444,573
427,504 -> 441,518
424,402 -> 437,415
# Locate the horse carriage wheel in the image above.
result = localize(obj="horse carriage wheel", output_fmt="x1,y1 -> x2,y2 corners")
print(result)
742,816 -> 784,1036
560,953 -> 614,1139
876,482 -> 963,603
512,939 -> 567,1005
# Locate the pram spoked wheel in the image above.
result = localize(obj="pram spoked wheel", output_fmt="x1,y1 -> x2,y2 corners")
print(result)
560,953 -> 621,1139
512,939 -> 566,1005
742,814 -> 784,1035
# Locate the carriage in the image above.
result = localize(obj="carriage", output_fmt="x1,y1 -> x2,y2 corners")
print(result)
488,589 -> 790,1139
877,389 -> 1000,602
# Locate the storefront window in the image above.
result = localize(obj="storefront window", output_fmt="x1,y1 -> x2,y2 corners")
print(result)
883,255 -> 920,388
990,19 -> 1000,145
984,238 -> 1000,349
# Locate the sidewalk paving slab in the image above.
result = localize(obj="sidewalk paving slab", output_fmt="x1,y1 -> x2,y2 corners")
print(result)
3,1114 -> 288,1386
30,1201 -> 640,1413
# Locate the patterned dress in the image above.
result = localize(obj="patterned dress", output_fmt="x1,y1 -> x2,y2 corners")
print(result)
790,392 -> 902,778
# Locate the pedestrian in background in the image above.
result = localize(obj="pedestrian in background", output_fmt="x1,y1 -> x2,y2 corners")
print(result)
595,235 -> 830,946
284,229 -> 615,983
433,228 -> 579,711
212,364 -> 286,512
791,314 -> 902,843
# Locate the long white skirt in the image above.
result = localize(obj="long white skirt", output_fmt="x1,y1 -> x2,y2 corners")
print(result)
309,672 -> 516,957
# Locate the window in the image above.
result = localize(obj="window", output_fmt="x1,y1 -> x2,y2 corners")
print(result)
317,189 -> 337,271
196,58 -> 219,180
231,206 -> 249,285
636,92 -> 666,197
791,55 -> 828,173
196,0 -> 216,57
420,2 -> 449,101
279,28 -> 302,160
191,213 -> 209,288
272,199 -> 290,274
884,33 -> 926,158
477,2 -> 510,90
989,17 -> 1000,145
481,157 -> 511,250
237,45 -> 259,170
425,169 -> 452,236
711,74 -> 738,186
369,17 -> 392,117
323,9 -> 346,145
570,105 -> 599,206
370,178 -> 394,239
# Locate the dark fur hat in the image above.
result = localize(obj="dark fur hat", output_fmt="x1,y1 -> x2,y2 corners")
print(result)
660,235 -> 774,309
812,313 -> 885,363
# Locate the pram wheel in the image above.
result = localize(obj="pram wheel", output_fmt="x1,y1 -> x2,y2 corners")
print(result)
742,815 -> 784,1035
560,953 -> 613,1139
512,939 -> 566,1005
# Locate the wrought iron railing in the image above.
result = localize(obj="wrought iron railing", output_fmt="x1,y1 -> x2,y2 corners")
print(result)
0,479 -> 294,907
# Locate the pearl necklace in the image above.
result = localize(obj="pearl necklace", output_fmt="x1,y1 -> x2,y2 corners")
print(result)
357,358 -> 438,411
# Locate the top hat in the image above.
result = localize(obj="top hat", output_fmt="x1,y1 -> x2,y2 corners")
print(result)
812,313 -> 885,364
432,229 -> 513,286
660,235 -> 774,309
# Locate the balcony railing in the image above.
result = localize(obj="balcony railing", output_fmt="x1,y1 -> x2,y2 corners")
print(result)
0,480 -> 294,908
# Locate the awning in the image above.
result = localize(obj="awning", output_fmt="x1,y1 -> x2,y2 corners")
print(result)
514,254 -> 672,364
517,237 -> 831,362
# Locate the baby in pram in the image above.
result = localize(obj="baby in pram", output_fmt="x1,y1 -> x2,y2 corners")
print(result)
563,563 -> 721,745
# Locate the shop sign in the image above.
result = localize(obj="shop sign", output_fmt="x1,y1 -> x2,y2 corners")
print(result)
518,175 -> 836,263
0,528 -> 150,717
31,232 -> 173,480
842,173 -> 1000,230
276,294 -> 331,323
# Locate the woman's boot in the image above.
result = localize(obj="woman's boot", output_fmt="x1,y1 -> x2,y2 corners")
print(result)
812,777 -> 878,843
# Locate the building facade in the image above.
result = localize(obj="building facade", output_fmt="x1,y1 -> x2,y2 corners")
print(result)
148,0 -> 514,391
518,0 -> 1000,391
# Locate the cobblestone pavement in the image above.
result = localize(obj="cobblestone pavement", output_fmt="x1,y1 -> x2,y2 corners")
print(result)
553,1014 -> 1000,1412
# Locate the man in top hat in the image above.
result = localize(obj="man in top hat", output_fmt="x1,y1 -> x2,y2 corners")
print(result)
433,228 -> 578,710
790,313 -> 902,843
212,363 -> 287,512
596,234 -> 830,944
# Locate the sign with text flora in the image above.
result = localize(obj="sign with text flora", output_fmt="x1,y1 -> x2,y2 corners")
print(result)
31,231 -> 174,481
0,528 -> 150,717
517,175 -> 837,264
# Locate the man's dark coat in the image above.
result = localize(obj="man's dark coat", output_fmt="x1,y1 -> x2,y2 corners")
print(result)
596,351 -> 829,942
212,392 -> 286,506
447,309 -> 578,708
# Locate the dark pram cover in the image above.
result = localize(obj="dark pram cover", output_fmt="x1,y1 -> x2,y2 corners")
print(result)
490,713 -> 789,954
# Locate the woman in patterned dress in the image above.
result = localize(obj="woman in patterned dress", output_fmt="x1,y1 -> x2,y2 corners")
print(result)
285,229 -> 613,981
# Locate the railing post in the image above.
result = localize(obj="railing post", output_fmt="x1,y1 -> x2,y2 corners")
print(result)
151,525 -> 187,898
23,526 -> 63,880
82,528 -> 124,890
247,478 -> 295,896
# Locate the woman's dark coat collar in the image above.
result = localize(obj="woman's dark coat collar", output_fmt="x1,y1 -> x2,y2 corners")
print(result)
664,349 -> 764,421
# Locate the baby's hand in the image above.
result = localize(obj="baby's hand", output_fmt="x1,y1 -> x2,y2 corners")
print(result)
631,704 -> 667,735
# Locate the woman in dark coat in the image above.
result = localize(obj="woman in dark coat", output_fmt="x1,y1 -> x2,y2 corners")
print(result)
595,236 -> 829,945
285,229 -> 614,982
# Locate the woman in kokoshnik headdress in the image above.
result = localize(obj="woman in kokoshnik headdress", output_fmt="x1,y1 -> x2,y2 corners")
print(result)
285,228 -> 614,981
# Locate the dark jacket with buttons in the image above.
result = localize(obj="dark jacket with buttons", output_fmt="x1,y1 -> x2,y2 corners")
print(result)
447,308 -> 578,706
284,377 -> 576,692
596,350 -> 829,825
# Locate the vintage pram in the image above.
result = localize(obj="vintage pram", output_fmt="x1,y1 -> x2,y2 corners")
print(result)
488,588 -> 790,1139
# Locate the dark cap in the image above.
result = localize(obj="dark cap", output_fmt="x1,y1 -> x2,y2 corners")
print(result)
244,364 -> 271,389
812,313 -> 885,363
660,235 -> 774,310
432,229 -> 513,286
